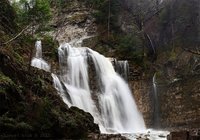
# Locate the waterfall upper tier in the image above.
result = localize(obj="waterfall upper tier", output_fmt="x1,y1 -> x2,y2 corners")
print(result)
31,40 -> 50,72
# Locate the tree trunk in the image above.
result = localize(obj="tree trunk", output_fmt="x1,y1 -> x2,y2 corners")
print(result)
108,0 -> 111,38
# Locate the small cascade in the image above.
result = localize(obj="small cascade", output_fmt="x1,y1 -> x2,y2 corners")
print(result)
51,73 -> 72,106
51,40 -> 146,133
153,73 -> 160,128
31,40 -> 50,72
146,33 -> 156,54
114,60 -> 129,81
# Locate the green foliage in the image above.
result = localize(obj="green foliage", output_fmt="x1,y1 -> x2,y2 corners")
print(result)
159,7 -> 170,26
159,0 -> 199,49
30,0 -> 51,23
32,97 -> 54,130
42,35 -> 58,60
86,0 -> 120,30
115,34 -> 143,63
0,0 -> 18,34
0,72 -> 23,95
12,0 -> 51,31
0,72 -> 14,86
0,115 -> 33,135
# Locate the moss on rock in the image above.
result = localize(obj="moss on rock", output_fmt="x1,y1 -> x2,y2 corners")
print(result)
0,48 -> 100,138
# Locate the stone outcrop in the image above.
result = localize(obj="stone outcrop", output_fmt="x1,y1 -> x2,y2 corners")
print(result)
49,0 -> 97,43
167,130 -> 200,140
128,64 -> 154,127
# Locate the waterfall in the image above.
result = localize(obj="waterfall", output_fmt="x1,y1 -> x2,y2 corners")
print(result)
146,33 -> 156,54
114,60 -> 129,81
57,43 -> 106,132
31,40 -> 50,72
153,73 -> 159,128
30,39 -> 146,133
52,40 -> 146,133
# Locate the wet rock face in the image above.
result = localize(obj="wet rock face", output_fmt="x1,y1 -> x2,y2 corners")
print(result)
155,50 -> 200,129
159,75 -> 200,128
167,130 -> 200,140
128,63 -> 154,127
49,0 -> 97,43
167,131 -> 189,140
130,79 -> 153,127
128,50 -> 200,129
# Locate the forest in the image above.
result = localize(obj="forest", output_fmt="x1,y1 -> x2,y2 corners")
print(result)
0,0 -> 199,139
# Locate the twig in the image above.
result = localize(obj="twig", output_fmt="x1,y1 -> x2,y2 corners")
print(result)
182,47 -> 200,55
2,25 -> 31,45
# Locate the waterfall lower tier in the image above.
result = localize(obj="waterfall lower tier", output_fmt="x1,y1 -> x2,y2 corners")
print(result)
31,58 -> 50,72
52,42 -> 146,133
31,40 -> 50,72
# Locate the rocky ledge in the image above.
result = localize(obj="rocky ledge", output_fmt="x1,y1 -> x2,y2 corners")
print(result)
167,129 -> 200,140
88,133 -> 128,140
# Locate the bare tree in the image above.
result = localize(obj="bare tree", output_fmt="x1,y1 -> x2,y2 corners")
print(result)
108,0 -> 111,38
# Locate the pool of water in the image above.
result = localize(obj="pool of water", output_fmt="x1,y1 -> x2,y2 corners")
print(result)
122,129 -> 169,140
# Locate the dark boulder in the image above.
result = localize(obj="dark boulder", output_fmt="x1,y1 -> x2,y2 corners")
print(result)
167,131 -> 189,140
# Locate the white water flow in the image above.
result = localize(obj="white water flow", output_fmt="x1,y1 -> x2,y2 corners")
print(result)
153,73 -> 159,128
31,40 -> 50,72
115,60 -> 129,81
51,73 -> 72,106
57,43 -> 105,132
89,49 -> 145,133
54,40 -> 146,133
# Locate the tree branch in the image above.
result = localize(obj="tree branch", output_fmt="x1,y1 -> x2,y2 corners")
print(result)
182,47 -> 200,55
2,25 -> 31,46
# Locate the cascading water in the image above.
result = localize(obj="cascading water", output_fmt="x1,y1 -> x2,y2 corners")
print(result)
31,39 -> 169,139
88,49 -> 146,133
51,73 -> 72,106
52,39 -> 146,133
114,60 -> 129,81
31,40 -> 50,72
57,42 -> 106,132
153,73 -> 159,128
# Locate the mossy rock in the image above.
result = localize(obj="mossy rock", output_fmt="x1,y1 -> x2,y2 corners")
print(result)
0,116 -> 34,135
50,106 -> 100,139
68,12 -> 88,24
0,72 -> 14,86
